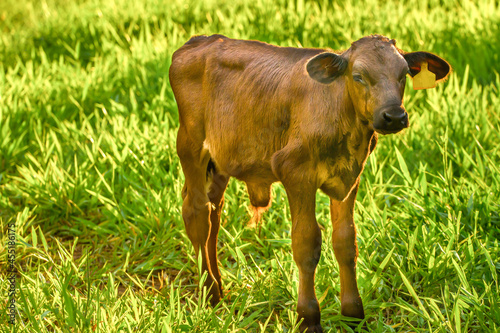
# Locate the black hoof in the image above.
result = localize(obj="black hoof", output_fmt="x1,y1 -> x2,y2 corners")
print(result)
299,323 -> 323,333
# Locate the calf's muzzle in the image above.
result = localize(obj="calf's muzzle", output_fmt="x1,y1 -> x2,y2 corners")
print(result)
373,106 -> 409,134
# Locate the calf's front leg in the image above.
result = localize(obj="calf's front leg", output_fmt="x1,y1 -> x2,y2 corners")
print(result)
330,184 -> 364,319
285,184 -> 323,333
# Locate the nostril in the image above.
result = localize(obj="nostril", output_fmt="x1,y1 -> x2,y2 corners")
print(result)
383,112 -> 392,123
401,113 -> 408,126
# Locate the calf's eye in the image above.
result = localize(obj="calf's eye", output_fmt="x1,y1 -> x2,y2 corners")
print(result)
353,74 -> 366,85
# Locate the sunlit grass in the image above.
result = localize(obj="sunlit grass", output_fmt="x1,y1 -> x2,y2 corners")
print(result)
0,0 -> 499,331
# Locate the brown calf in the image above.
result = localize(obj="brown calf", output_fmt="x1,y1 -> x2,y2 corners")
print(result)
169,34 -> 450,332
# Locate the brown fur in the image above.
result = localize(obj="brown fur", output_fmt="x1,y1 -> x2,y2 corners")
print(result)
169,34 -> 450,333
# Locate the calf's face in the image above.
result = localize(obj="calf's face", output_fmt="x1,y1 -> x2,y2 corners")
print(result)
347,40 -> 410,134
306,35 -> 451,134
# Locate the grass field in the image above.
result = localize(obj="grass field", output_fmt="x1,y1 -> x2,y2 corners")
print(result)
1,0 -> 499,331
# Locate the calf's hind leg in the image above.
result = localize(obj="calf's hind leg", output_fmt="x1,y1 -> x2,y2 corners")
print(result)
177,129 -> 222,305
206,165 -> 229,296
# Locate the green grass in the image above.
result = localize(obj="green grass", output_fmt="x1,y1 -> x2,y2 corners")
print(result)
1,0 -> 499,331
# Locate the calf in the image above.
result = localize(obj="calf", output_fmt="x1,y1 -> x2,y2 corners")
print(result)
169,34 -> 450,332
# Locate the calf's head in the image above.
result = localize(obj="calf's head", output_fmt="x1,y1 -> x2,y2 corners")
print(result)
306,35 -> 451,134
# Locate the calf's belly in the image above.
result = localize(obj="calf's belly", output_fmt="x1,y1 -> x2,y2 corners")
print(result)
204,139 -> 278,183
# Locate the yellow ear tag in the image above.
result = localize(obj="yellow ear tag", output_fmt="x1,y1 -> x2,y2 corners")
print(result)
412,62 -> 436,90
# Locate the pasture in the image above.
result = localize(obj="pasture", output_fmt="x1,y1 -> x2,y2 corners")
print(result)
0,0 -> 499,331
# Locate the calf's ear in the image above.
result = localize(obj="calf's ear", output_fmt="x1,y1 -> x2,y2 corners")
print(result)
403,52 -> 451,82
306,52 -> 348,84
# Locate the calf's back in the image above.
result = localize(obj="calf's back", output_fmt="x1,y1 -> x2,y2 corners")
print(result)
169,34 -> 338,183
